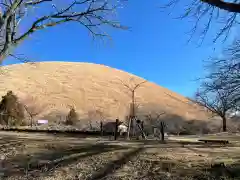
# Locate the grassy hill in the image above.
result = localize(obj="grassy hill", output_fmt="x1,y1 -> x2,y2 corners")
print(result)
0,62 -> 209,128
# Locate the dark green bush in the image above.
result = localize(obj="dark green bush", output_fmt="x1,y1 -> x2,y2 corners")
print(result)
65,107 -> 78,125
0,90 -> 25,126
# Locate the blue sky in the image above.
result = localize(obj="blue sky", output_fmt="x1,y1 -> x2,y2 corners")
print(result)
4,0 -> 236,97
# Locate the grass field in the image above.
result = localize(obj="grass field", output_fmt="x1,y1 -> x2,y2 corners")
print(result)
0,132 -> 239,180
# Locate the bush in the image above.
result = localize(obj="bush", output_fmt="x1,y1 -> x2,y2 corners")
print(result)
8,118 -> 27,126
65,107 -> 78,125
178,120 -> 211,135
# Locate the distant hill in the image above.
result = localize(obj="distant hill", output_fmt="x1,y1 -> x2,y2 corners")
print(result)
0,62 -> 209,128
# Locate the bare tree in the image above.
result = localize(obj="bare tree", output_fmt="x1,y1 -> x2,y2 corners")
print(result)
20,95 -> 46,126
145,112 -> 166,126
118,77 -> 147,139
192,39 -> 240,132
87,105 -> 109,130
161,0 -> 240,43
207,40 -> 240,105
87,110 -> 94,130
0,0 -> 127,63
195,80 -> 237,132
94,109 -> 108,122
145,111 -> 165,136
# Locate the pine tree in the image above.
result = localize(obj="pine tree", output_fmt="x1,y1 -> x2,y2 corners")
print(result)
0,91 -> 24,126
66,107 -> 78,125
160,121 -> 166,142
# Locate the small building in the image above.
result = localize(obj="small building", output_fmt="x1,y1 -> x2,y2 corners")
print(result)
37,119 -> 48,125
103,121 -> 128,135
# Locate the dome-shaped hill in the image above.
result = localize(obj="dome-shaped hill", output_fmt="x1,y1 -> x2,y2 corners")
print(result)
0,62 -> 208,124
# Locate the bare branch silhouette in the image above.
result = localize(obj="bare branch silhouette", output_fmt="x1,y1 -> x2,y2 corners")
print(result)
0,0 -> 128,63
19,95 -> 46,127
161,0 -> 240,43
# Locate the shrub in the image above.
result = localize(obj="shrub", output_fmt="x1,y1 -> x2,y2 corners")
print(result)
178,120 -> 211,135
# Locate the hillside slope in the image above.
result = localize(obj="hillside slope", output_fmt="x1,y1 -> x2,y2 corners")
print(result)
0,62 -> 208,124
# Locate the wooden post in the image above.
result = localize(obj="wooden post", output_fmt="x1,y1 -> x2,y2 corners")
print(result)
30,116 -> 33,127
141,120 -> 144,139
114,119 -> 119,140
100,121 -> 103,137
160,121 -> 165,142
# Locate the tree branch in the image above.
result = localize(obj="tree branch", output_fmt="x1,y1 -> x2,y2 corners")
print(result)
25,0 -> 52,6
0,0 -> 127,63
162,0 -> 240,43
201,0 -> 240,13
1,0 -> 23,28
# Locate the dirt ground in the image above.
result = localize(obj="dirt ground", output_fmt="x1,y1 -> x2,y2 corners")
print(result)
0,132 -> 239,180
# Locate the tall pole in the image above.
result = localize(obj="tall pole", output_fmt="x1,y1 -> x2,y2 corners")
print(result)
132,91 -> 135,119
131,90 -> 136,136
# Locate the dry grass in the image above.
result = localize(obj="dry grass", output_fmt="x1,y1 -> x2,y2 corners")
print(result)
0,62 -> 208,125
0,132 -> 239,180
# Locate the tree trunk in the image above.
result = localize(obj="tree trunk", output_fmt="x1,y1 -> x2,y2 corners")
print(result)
0,55 -> 6,65
30,116 -> 33,127
222,116 -> 227,132
0,40 -> 13,65
141,121 -> 144,139
203,0 -> 240,13
137,122 -> 146,140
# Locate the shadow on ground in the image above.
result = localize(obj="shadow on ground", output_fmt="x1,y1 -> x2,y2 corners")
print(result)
206,160 -> 240,180
1,142 -> 127,179
139,157 -> 240,180
87,147 -> 144,180
1,133 -> 240,180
